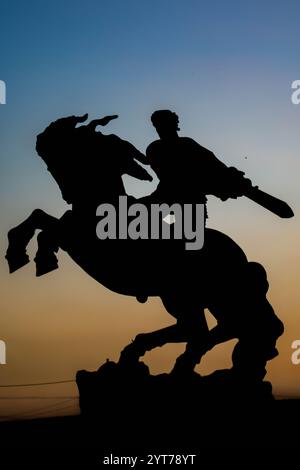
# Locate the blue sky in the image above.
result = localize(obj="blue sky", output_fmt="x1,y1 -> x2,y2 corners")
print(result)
1,0 -> 299,278
1,1 -> 299,200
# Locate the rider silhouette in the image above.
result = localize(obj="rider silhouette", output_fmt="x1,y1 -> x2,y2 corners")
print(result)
144,110 -> 252,215
136,110 -> 284,378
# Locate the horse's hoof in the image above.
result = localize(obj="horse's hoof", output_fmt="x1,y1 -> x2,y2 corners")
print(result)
36,264 -> 59,277
35,260 -> 59,277
170,355 -> 199,377
8,225 -> 35,246
34,252 -> 59,277
118,346 -> 140,366
118,359 -> 150,378
5,251 -> 30,273
119,334 -> 149,365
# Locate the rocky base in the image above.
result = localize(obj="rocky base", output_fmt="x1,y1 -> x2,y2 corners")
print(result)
0,363 -> 298,460
76,361 -> 276,450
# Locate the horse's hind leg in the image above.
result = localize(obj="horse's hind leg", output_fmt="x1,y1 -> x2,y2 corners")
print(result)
163,294 -> 210,370
170,309 -> 211,374
6,209 -> 59,273
207,262 -> 284,381
119,293 -> 209,370
119,323 -> 188,365
230,304 -> 284,381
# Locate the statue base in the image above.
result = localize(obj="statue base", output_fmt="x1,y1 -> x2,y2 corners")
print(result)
76,360 -> 275,451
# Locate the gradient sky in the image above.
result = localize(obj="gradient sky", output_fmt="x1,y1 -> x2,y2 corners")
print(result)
0,0 -> 300,420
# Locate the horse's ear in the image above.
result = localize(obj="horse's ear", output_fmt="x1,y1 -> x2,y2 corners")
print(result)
75,113 -> 89,123
87,115 -> 118,130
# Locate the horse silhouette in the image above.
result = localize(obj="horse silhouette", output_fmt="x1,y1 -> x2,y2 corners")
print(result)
6,113 -> 289,379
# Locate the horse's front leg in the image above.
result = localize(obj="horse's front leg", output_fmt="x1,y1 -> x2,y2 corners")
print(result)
34,228 -> 61,276
6,209 -> 59,273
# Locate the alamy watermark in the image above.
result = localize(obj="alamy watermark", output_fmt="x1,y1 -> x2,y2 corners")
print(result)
0,80 -> 6,104
96,196 -> 205,250
291,80 -> 300,105
291,340 -> 300,365
0,340 -> 6,364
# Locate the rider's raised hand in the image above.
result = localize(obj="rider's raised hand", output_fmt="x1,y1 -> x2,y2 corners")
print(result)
226,167 -> 253,198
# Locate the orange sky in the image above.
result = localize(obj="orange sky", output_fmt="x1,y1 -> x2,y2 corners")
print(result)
1,193 -> 300,420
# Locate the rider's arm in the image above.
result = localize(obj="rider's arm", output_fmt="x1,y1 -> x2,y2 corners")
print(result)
188,138 -> 253,200
115,137 -> 152,181
120,139 -> 149,165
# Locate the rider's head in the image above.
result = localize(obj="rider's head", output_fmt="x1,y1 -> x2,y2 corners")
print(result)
151,110 -> 180,139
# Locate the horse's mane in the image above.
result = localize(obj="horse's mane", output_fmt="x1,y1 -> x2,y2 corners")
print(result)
35,116 -> 150,205
36,118 -> 84,203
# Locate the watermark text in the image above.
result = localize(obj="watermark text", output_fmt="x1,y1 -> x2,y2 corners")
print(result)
291,80 -> 300,105
0,340 -> 6,364
0,80 -> 6,104
96,196 -> 204,251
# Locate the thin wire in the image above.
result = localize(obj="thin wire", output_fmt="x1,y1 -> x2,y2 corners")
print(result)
2,398 -> 77,421
26,401 -> 77,416
0,396 -> 77,399
0,379 -> 74,388
17,399 -> 76,418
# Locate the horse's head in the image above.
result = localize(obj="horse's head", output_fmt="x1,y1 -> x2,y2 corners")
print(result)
36,114 -> 152,204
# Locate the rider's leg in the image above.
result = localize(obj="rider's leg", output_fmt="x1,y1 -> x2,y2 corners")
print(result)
6,209 -> 59,272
